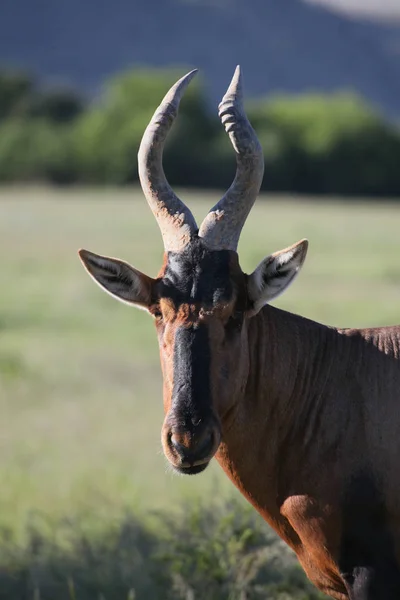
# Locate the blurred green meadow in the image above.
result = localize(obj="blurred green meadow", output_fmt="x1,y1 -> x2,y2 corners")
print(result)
2,187 -> 400,526
1,187 -> 400,597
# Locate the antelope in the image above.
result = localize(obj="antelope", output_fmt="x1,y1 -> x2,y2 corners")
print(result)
78,67 -> 400,600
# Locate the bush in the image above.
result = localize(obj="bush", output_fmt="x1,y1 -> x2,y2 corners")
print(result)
72,69 -> 219,185
247,93 -> 400,196
0,70 -> 34,121
27,89 -> 84,124
0,498 -> 326,600
0,118 -> 76,184
0,69 -> 83,124
1,66 -> 400,196
156,498 -> 324,600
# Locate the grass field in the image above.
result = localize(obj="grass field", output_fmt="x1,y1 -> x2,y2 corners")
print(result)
1,185 -> 400,537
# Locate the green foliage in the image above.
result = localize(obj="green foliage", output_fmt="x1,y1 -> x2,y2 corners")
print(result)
0,69 -> 83,124
0,67 -> 400,194
156,498 -> 324,599
0,69 -> 82,183
0,118 -> 76,183
247,93 -> 400,195
73,69 -> 219,185
0,499 -> 326,600
27,89 -> 83,124
0,70 -> 33,120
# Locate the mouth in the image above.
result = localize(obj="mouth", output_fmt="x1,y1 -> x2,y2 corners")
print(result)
172,462 -> 210,476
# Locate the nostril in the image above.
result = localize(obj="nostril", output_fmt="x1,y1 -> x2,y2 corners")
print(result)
198,428 -> 214,454
170,433 -> 179,448
169,433 -> 187,458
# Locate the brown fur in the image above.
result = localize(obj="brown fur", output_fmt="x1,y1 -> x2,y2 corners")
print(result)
153,250 -> 400,597
210,306 -> 400,598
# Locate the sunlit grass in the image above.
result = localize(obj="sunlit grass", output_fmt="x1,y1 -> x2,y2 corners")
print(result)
1,186 -> 400,537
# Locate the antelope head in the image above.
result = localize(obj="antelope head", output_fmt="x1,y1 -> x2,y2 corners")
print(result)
78,67 -> 308,475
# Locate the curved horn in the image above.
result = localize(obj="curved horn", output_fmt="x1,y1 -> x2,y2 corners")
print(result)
138,70 -> 198,253
198,66 -> 264,251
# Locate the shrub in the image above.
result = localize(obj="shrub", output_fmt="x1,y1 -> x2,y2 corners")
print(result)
247,93 -> 400,195
1,66 -> 400,196
0,498 -> 326,600
0,118 -> 76,184
0,70 -> 34,121
72,68 -> 219,185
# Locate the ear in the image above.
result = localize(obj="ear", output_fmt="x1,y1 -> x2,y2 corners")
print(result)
247,239 -> 308,315
78,249 -> 155,310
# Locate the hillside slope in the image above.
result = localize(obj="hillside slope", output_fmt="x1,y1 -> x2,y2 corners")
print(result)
1,0 -> 400,116
306,0 -> 400,21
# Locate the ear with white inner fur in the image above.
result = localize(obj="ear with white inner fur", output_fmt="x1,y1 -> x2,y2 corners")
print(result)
247,239 -> 308,315
78,249 -> 154,310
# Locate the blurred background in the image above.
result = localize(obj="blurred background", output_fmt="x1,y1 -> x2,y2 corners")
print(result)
1,1 -> 400,598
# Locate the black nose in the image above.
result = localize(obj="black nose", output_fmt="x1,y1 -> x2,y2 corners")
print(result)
169,424 -> 216,465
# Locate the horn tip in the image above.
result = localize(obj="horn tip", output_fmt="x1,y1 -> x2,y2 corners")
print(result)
232,65 -> 243,89
179,68 -> 199,87
164,68 -> 198,107
223,65 -> 243,103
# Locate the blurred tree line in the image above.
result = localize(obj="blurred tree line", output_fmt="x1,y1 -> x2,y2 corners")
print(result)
1,67 -> 399,196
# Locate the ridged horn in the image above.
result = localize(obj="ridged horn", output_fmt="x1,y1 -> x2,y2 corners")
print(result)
138,70 -> 198,253
198,66 -> 264,251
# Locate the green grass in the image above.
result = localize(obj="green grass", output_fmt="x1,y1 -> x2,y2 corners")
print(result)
1,185 -> 400,538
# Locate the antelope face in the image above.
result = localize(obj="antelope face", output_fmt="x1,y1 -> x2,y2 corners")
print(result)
78,67 -> 308,475
154,241 -> 248,474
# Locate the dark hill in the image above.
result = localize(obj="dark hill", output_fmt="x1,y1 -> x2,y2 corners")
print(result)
1,0 -> 400,117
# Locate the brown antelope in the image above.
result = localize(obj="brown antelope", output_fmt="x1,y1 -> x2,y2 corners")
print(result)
78,67 -> 400,600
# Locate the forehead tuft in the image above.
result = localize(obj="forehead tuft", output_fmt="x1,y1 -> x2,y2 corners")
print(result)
158,239 -> 240,307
